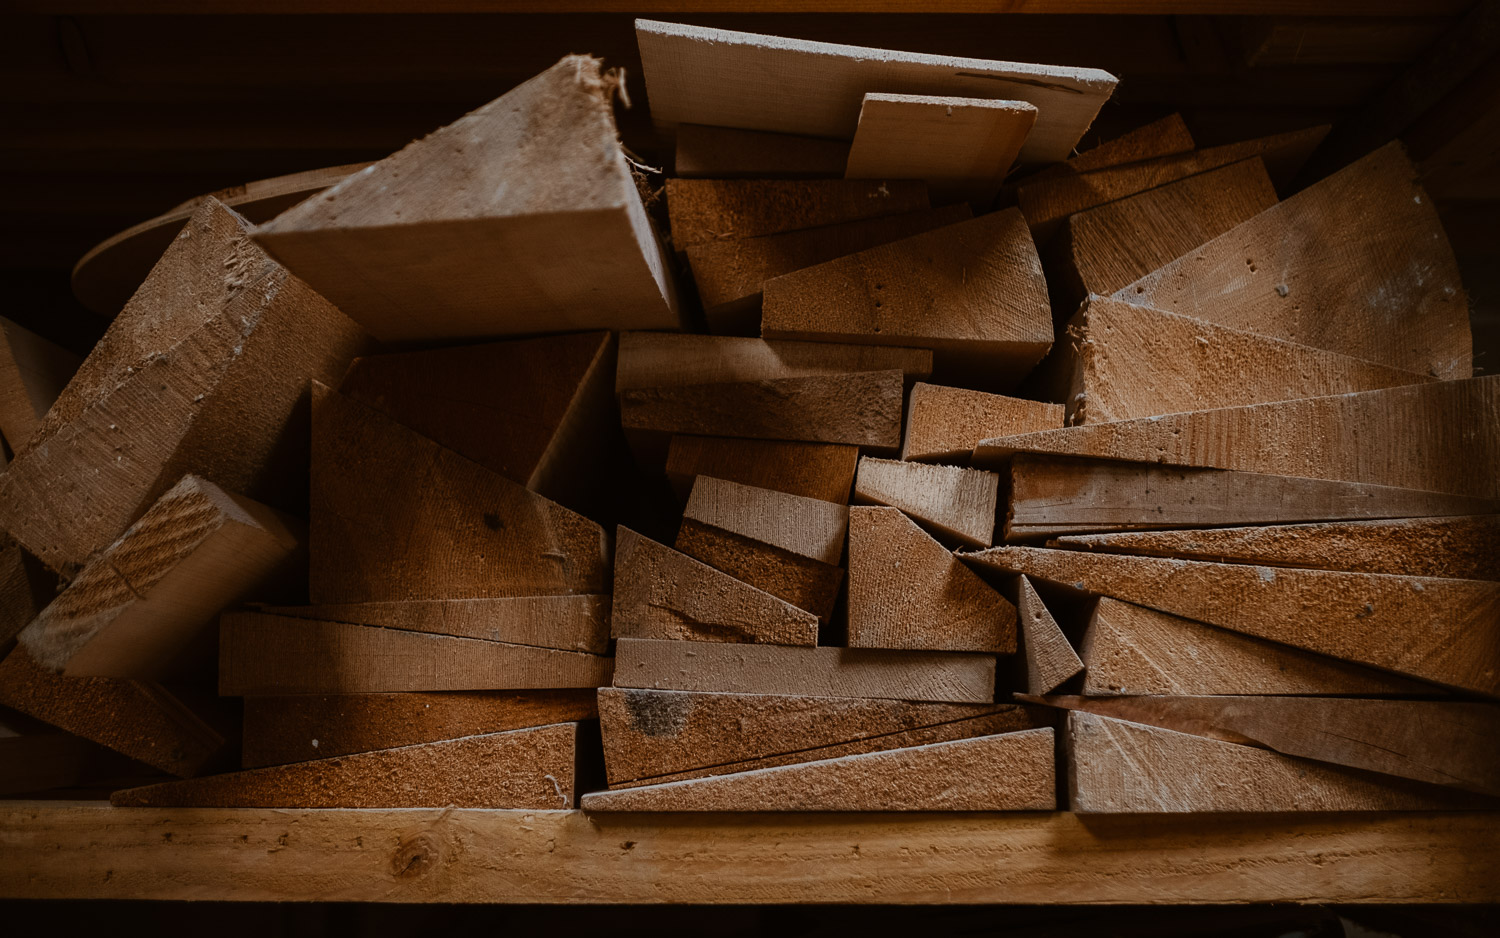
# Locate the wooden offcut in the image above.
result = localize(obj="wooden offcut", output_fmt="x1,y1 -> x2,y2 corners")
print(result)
665,178 -> 928,250
853,457 -> 999,548
1021,113 -> 1195,184
0,317 -> 81,452
616,332 -> 932,391
0,532 -> 54,652
1014,575 -> 1083,695
665,436 -> 858,504
901,383 -> 1063,463
674,124 -> 850,178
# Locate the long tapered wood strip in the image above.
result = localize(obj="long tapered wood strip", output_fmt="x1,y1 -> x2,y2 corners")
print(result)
613,637 -> 996,704
1014,575 -> 1083,695
218,612 -> 613,695
674,124 -> 849,179
674,521 -> 844,622
616,331 -> 932,391
683,475 -> 848,565
665,436 -> 858,504
0,317 -> 81,452
854,456 -> 998,548
974,376 -> 1500,500
665,178 -> 929,250
260,595 -> 611,654
901,383 -> 1063,464
962,546 -> 1500,696
113,724 -> 580,809
1020,113 -> 1195,185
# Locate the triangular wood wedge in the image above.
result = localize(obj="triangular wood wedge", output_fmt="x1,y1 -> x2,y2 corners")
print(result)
854,456 -> 999,548
260,595 -> 611,654
901,383 -> 1063,463
665,436 -> 858,504
665,178 -> 929,251
848,507 -> 1016,653
674,124 -> 850,179
961,546 -> 1500,696
582,727 -> 1056,812
1019,113 -> 1194,184
613,526 -> 819,646
1014,575 -> 1083,695
309,383 -> 609,603
112,723 -> 582,808
254,57 -> 679,341
0,316 -> 81,451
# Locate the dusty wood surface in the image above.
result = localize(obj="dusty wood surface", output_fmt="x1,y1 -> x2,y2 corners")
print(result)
665,178 -> 928,250
665,436 -> 858,504
262,595 -> 611,654
0,317 -> 81,452
1014,575 -> 1083,695
854,456 -> 998,548
683,475 -> 848,565
674,124 -> 849,179
616,331 -> 932,391
674,521 -> 844,622
901,383 -> 1063,463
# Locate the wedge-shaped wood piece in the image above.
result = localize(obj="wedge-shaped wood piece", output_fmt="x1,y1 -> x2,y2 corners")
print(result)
1054,297 -> 1431,425
674,124 -> 849,179
845,94 -> 1037,205
310,384 -> 608,603
1115,142 -> 1471,378
963,546 -> 1500,696
219,612 -> 613,695
612,527 -> 819,647
675,521 -> 843,622
620,370 -> 904,451
762,210 -> 1051,388
665,178 -> 929,251
854,457 -> 998,548
1058,515 -> 1500,581
1005,455 -> 1500,540
583,727 -> 1056,812
260,595 -> 610,654
242,690 -> 597,768
113,723 -> 581,809
1015,575 -> 1083,695
254,57 -> 678,341
847,507 -> 1016,653
614,637 -> 996,703
0,532 -> 53,652
0,198 -> 368,575
1067,712 -> 1487,813
665,436 -> 858,504
975,376 -> 1500,500
1037,695 -> 1500,797
18,476 -> 300,677
617,332 -> 932,391
0,317 -> 81,451
597,687 -> 1042,787
901,383 -> 1063,463
1080,597 -> 1435,697
637,19 -> 1116,164
1022,113 -> 1194,184
684,476 -> 848,565
0,648 -> 225,777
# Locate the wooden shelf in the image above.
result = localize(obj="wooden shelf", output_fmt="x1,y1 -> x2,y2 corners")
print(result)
2,803 -> 1497,903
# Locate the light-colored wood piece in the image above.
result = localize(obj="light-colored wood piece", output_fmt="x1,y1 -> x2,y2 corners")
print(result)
613,637 -> 996,704
674,124 -> 849,178
254,57 -> 678,342
1015,575 -> 1083,695
218,612 -> 613,695
260,595 -> 611,654
0,317 -> 81,452
583,728 -> 1055,812
853,456 -> 998,548
665,436 -> 858,504
665,178 -> 929,250
612,527 -> 819,647
636,19 -> 1117,164
844,94 -> 1037,204
901,383 -> 1063,463
616,332 -> 932,391
848,506 -> 1016,653
762,209 -> 1052,388
684,475 -> 848,565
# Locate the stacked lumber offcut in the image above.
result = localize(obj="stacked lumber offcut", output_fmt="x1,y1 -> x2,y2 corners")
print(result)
3,19 -> 1496,817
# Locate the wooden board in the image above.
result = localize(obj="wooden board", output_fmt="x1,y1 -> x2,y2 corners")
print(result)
218,612 -> 613,695
674,124 -> 849,179
683,475 -> 848,565
854,456 -> 998,548
1014,575 -> 1084,695
113,723 -> 580,809
1019,113 -> 1195,185
665,178 -> 929,250
961,545 -> 1500,696
665,436 -> 858,504
1079,597 -> 1436,697
0,317 -> 81,452
844,94 -> 1037,204
583,728 -> 1055,812
1114,142 -> 1472,379
1067,712 -> 1486,813
1003,455 -> 1500,540
612,526 -> 819,646
309,383 -> 609,603
636,19 -> 1117,165
847,506 -> 1016,653
613,637 -> 997,704
974,376 -> 1500,501
761,209 -> 1052,388
242,690 -> 597,768
616,332 -> 933,391
0,197 -> 368,576
254,56 -> 679,341
901,383 -> 1063,464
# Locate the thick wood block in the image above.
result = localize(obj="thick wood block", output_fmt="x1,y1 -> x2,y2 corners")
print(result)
1067,712 -> 1485,813
18,476 -> 300,678
901,383 -> 1063,463
260,595 -> 611,654
674,124 -> 849,179
1015,575 -> 1083,695
0,317 -> 81,452
1004,455 -> 1500,540
582,727 -> 1055,812
310,384 -> 608,603
637,19 -> 1116,164
1021,113 -> 1195,184
974,376 -> 1500,500
612,527 -> 819,647
848,507 -> 1016,653
762,210 -> 1052,389
614,637 -> 997,704
597,687 -> 1042,787
665,436 -> 858,504
844,94 -> 1037,205
242,690 -> 597,768
665,178 -> 929,251
676,522 -> 843,622
1080,597 -> 1433,697
219,612 -> 613,695
0,198 -> 368,575
854,456 -> 998,548
1115,142 -> 1471,379
962,546 -> 1500,696
113,723 -> 581,809
255,57 -> 678,341
617,332 -> 932,391
684,475 -> 848,565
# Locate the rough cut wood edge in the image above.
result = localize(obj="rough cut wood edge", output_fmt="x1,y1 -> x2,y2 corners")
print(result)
684,475 -> 848,564
853,456 -> 999,548
901,383 -> 1063,464
1014,574 -> 1083,695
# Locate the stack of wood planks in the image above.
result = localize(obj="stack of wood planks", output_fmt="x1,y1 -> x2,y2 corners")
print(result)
1,19 -> 1495,817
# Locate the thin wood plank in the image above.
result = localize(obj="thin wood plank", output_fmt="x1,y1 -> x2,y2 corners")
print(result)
616,332 -> 932,391
665,178 -> 929,251
683,475 -> 848,565
1021,113 -> 1195,184
1015,575 -> 1084,695
0,317 -> 81,452
854,456 -> 998,548
665,436 -> 858,504
901,383 -> 1063,463
674,124 -> 849,179
676,523 -> 844,621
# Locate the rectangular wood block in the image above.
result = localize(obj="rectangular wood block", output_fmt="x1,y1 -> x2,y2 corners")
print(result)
674,124 -> 850,178
261,596 -> 611,654
665,436 -> 858,504
665,178 -> 929,250
854,456 -> 998,548
901,383 -> 1063,463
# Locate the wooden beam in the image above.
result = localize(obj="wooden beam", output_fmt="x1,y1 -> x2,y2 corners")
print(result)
1014,575 -> 1083,695
616,332 -> 933,391
853,457 -> 999,548
674,124 -> 848,179
0,317 -> 81,453
665,436 -> 858,504
665,178 -> 929,251
901,383 -> 1063,464
260,596 -> 611,655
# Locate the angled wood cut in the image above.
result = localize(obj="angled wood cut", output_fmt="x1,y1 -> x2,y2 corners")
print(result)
616,332 -> 932,391
673,124 -> 849,179
1014,575 -> 1084,695
665,178 -> 929,250
0,317 -> 81,452
901,383 -> 1063,463
854,456 -> 999,548
684,475 -> 848,565
1021,113 -> 1195,184
665,436 -> 858,504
